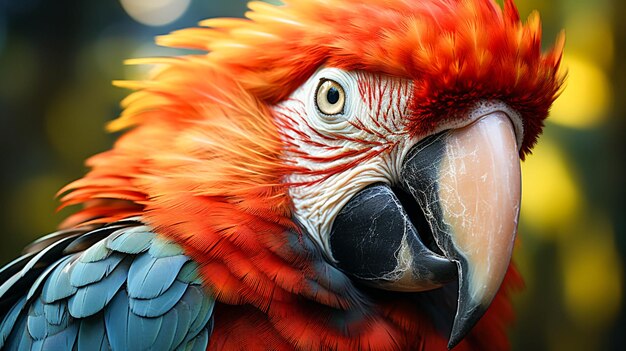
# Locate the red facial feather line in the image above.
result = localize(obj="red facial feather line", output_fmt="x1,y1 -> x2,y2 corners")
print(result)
356,74 -> 411,133
274,71 -> 414,189
275,107 -> 367,146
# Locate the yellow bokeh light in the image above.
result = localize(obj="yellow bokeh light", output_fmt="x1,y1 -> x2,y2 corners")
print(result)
561,218 -> 622,328
520,139 -> 582,238
550,55 -> 611,128
120,0 -> 191,27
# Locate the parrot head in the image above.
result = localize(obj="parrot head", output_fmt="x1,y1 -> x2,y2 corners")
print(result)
277,69 -> 525,346
61,0 -> 564,349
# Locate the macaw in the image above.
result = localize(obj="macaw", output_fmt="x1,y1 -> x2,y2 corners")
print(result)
0,0 -> 564,350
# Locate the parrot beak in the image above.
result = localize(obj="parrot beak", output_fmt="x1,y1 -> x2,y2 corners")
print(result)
400,111 -> 521,348
329,109 -> 521,347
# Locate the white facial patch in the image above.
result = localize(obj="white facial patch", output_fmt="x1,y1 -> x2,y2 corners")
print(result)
273,68 -> 413,259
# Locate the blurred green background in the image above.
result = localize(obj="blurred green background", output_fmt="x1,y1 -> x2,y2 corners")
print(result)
0,0 -> 623,350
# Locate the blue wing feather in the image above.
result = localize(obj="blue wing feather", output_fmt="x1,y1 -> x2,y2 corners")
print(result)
103,288 -> 129,351
127,252 -> 189,300
186,286 -> 215,339
130,280 -> 189,318
17,235 -> 79,279
79,240 -> 112,263
69,252 -> 125,287
0,253 -> 37,287
127,301 -> 164,350
4,314 -> 32,351
191,328 -> 210,351
176,261 -> 202,285
178,283 -> 204,325
68,256 -> 131,318
0,297 -> 27,347
26,258 -> 67,302
106,226 -> 154,254
169,295 -> 193,348
151,306 -> 180,351
77,313 -> 109,351
37,322 -> 78,350
0,220 -> 215,350
41,256 -> 78,304
62,225 -> 124,255
0,235 -> 78,308
148,237 -> 184,258
177,327 -> 210,351
43,301 -> 67,326
26,298 -> 46,340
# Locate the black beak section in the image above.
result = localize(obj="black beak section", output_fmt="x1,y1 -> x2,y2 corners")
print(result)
330,183 -> 456,291
329,112 -> 521,348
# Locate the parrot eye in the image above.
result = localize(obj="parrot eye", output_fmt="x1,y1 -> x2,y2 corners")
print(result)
315,79 -> 345,115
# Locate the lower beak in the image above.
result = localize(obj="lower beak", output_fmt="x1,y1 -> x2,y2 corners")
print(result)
401,111 -> 521,348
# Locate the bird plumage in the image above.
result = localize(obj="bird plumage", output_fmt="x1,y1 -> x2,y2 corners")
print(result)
0,0 -> 564,349
0,220 -> 214,350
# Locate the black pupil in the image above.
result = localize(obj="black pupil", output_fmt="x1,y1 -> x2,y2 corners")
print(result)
327,87 -> 340,104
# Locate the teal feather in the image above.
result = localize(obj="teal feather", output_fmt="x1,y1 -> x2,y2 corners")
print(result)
127,253 -> 189,299
77,314 -> 109,351
187,286 -> 215,339
69,252 -> 124,288
176,261 -> 202,285
0,297 -> 26,348
0,235 -> 77,305
151,307 -> 179,350
78,240 -> 111,263
37,323 -> 78,350
191,328 -> 210,351
177,327 -> 209,351
169,295 -> 193,348
26,258 -> 67,301
103,289 -> 129,351
43,301 -> 67,326
127,307 -> 164,350
27,298 -> 72,341
0,253 -> 36,288
41,256 -> 77,304
62,225 -> 123,255
148,236 -> 184,258
68,257 -> 130,318
178,284 -> 204,326
106,227 -> 154,254
5,315 -> 32,351
130,280 -> 189,318
26,298 -> 46,340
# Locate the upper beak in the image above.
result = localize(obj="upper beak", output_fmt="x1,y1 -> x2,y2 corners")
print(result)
401,111 -> 521,348
329,109 -> 521,348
